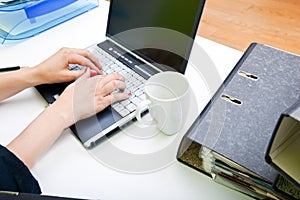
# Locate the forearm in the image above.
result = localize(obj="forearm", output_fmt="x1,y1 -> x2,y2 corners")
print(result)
0,67 -> 43,101
5,69 -> 128,169
6,104 -> 70,169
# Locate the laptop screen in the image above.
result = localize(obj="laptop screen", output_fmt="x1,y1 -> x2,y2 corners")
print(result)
106,0 -> 206,73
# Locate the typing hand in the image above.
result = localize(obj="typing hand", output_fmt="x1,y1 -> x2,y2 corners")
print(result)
52,68 -> 130,126
32,47 -> 102,84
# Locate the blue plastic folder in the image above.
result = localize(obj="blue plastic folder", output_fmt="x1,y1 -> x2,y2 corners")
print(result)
0,0 -> 98,44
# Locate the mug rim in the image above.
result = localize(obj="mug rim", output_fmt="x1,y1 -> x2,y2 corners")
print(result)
145,71 -> 190,101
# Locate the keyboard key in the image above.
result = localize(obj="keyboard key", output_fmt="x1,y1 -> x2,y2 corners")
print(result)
134,89 -> 143,97
120,99 -> 130,106
111,103 -> 124,113
126,103 -> 137,112
139,94 -> 146,100
119,109 -> 130,117
131,97 -> 142,106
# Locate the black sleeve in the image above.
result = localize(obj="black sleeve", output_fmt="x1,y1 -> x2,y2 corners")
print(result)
0,145 -> 41,194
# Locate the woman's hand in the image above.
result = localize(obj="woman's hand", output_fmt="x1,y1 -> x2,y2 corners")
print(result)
51,69 -> 130,127
33,47 -> 102,84
5,48 -> 130,169
0,47 -> 101,102
6,69 -> 130,169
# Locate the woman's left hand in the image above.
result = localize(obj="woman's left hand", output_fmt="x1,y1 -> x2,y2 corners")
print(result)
33,47 -> 102,84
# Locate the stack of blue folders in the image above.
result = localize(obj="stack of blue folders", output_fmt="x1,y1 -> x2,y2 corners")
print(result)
0,0 -> 98,44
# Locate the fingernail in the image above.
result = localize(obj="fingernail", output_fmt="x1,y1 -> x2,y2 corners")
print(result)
90,70 -> 98,77
128,92 -> 132,96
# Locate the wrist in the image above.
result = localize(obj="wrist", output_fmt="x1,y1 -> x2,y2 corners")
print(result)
19,66 -> 45,86
48,99 -> 75,129
30,65 -> 47,85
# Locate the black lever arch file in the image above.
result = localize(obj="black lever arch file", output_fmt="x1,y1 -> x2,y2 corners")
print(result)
177,43 -> 300,200
266,100 -> 300,191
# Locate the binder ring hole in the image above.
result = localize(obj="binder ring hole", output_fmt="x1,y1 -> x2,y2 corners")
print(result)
238,70 -> 258,80
221,94 -> 242,105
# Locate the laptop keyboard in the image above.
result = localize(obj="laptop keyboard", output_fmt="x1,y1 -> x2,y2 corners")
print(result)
89,47 -> 147,117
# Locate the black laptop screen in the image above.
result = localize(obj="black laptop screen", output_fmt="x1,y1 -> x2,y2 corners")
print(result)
106,0 -> 206,73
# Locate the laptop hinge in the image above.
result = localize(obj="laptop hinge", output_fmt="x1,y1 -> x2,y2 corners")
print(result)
107,37 -> 163,74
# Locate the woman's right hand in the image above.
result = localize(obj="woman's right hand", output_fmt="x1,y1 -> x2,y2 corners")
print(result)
50,69 -> 130,128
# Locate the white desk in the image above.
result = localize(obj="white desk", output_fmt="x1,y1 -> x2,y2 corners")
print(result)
0,1 -> 252,199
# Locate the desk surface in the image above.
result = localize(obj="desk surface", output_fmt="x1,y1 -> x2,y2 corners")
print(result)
0,1 -> 252,199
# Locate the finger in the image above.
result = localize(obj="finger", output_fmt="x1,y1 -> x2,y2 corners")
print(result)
68,48 -> 102,72
95,92 -> 130,112
98,72 -> 125,86
86,51 -> 102,71
90,70 -> 98,77
70,68 -> 98,80
75,68 -> 91,82
54,66 -> 90,82
110,92 -> 131,103
68,53 -> 102,74
100,80 -> 126,97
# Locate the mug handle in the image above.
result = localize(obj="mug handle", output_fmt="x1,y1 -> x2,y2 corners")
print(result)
135,99 -> 156,126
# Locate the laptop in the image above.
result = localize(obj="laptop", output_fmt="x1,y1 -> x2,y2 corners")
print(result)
36,0 -> 206,148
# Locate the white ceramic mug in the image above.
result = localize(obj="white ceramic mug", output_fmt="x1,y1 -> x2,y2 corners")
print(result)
135,71 -> 190,135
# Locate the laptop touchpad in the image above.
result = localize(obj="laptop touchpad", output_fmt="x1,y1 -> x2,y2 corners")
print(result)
71,107 -> 122,144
